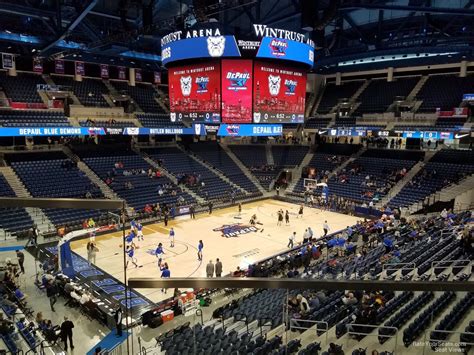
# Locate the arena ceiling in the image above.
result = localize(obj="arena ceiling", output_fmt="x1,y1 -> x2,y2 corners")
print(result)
0,0 -> 472,69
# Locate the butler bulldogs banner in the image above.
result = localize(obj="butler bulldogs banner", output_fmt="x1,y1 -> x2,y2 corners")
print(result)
122,125 -> 206,136
2,53 -> 14,69
217,124 -> 282,137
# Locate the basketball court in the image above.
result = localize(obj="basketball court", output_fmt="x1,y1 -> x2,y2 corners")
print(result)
70,199 -> 360,303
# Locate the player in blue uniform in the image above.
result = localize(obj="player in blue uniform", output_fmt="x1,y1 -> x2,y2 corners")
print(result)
126,245 -> 138,268
169,228 -> 175,248
125,230 -> 136,247
197,240 -> 203,261
136,222 -> 144,241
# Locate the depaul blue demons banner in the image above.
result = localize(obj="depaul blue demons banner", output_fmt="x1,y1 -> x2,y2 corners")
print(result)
257,37 -> 314,67
0,127 -> 105,137
218,124 -> 282,137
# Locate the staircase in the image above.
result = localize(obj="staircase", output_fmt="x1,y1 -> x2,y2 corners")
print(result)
176,145 -> 248,194
152,87 -> 170,113
407,173 -> 474,215
41,74 -> 56,86
219,143 -> 268,195
329,146 -> 367,178
285,151 -> 314,193
137,150 -> 206,204
61,146 -> 120,201
407,76 -> 428,101
265,145 -> 274,165
0,166 -> 53,233
331,80 -> 370,115
376,160 -> 425,208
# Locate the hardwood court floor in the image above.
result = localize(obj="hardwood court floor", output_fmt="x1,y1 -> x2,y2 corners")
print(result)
70,199 -> 360,303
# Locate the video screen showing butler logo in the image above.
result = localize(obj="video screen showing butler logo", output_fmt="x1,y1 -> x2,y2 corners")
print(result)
253,62 -> 306,123
168,61 -> 221,123
160,24 -> 315,67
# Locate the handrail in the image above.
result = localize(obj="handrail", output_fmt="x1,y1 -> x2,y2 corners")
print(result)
195,308 -> 204,325
234,313 -> 249,334
346,323 -> 398,352
289,319 -> 329,345
128,277 -> 474,292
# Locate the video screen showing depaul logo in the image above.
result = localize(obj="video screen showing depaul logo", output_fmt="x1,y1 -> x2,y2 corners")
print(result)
253,61 -> 306,123
221,59 -> 253,123
168,61 -> 221,123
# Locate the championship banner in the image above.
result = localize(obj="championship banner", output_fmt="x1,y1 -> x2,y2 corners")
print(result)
33,57 -> 43,73
2,53 -> 14,69
154,71 -> 161,84
75,61 -> 85,76
118,66 -> 126,80
135,68 -> 142,82
100,64 -> 109,78
55,59 -> 65,74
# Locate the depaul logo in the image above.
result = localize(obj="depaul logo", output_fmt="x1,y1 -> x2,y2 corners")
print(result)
196,76 -> 209,93
284,79 -> 297,95
226,71 -> 250,91
213,223 -> 258,238
226,124 -> 241,136
270,38 -> 288,57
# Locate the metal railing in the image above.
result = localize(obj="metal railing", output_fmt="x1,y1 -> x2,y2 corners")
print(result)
346,323 -> 398,354
289,319 -> 329,345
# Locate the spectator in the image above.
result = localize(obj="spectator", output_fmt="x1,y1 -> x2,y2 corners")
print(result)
114,306 -> 123,337
46,281 -> 58,312
206,260 -> 215,278
215,258 -> 223,277
16,250 -> 25,274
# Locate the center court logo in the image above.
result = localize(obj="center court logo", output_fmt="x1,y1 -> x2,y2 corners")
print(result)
226,72 -> 250,91
213,223 -> 258,238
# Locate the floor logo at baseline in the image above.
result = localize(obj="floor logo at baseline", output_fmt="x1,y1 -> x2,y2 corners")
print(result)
213,223 -> 258,238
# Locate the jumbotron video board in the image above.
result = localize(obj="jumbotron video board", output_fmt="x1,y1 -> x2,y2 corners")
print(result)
168,62 -> 221,123
164,25 -> 314,124
253,62 -> 306,123
221,59 -> 253,123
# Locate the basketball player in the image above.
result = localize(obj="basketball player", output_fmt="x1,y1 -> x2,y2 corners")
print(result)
285,210 -> 290,225
155,243 -> 165,258
169,228 -> 175,248
277,210 -> 283,226
125,229 -> 136,248
136,222 -> 144,241
298,205 -> 304,218
197,240 -> 203,261
126,245 -> 138,268
238,203 -> 242,215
